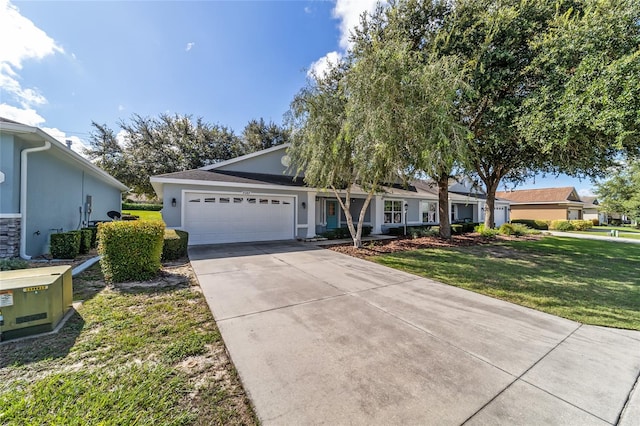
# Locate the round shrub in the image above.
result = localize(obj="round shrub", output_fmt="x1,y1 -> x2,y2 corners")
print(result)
98,220 -> 165,283
474,224 -> 499,238
549,220 -> 574,231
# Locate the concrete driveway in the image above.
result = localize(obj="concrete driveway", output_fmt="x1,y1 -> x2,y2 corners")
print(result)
189,241 -> 640,425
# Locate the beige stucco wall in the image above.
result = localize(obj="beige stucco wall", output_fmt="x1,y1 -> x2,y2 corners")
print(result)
509,204 -> 570,221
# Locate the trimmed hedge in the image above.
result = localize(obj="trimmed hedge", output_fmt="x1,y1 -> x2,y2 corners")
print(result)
98,220 -> 165,283
549,219 -> 593,231
50,232 -> 81,259
82,227 -> 99,248
77,229 -> 93,254
162,230 -> 189,261
511,219 -> 549,230
570,220 -> 593,231
0,258 -> 28,271
122,202 -> 163,211
321,226 -> 372,240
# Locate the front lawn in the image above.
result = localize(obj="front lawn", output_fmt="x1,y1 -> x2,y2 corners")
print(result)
374,236 -> 640,330
571,225 -> 640,240
0,263 -> 256,425
122,209 -> 163,222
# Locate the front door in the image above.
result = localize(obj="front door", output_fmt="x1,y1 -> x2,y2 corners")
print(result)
326,200 -> 338,229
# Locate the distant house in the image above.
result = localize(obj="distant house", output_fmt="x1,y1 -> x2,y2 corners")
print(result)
581,196 -> 607,224
495,187 -> 584,222
150,144 -> 510,245
0,117 -> 128,259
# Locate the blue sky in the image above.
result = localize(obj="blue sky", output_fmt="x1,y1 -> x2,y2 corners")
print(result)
1,0 -> 597,195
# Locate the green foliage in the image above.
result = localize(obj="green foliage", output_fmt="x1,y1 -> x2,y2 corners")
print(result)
162,230 -> 189,261
50,232 -> 81,259
499,223 -> 533,237
474,224 -> 500,238
570,220 -> 593,231
321,226 -> 372,240
82,227 -> 98,248
241,117 -> 290,152
549,220 -> 574,231
408,226 -> 438,239
122,202 -> 163,211
451,224 -> 463,235
77,229 -> 93,254
98,221 -> 165,283
511,219 -> 549,230
86,114 -> 245,197
596,161 -> 640,223
0,258 -> 28,271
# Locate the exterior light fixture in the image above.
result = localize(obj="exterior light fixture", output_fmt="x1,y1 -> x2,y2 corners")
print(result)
171,198 -> 177,207
302,201 -> 306,209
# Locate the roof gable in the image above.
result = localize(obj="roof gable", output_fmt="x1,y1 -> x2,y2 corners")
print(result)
200,144 -> 295,176
495,187 -> 582,204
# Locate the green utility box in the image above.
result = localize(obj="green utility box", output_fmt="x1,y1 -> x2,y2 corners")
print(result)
0,265 -> 73,341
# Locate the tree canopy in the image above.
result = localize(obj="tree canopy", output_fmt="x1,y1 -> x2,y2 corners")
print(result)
596,161 -> 640,223
85,114 -> 289,198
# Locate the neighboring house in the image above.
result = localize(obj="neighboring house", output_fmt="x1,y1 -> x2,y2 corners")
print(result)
150,144 -> 510,245
495,187 -> 584,221
0,117 -> 128,259
581,196 -> 607,224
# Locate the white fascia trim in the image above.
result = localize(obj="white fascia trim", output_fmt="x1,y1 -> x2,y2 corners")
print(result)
151,176 -> 316,193
0,213 -> 22,218
199,143 -> 291,171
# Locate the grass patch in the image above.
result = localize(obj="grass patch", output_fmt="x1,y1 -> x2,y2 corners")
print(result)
0,263 -> 256,425
122,209 -> 164,222
373,236 -> 640,330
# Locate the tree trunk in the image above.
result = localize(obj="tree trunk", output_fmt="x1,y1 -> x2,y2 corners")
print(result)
331,186 -> 373,248
484,180 -> 499,229
437,176 -> 452,239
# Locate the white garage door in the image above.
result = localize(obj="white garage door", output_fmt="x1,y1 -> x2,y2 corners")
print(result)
183,192 -> 295,245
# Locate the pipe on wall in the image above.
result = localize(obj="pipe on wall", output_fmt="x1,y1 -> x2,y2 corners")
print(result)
20,141 -> 51,259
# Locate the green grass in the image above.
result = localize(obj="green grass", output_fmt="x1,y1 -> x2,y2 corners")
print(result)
0,264 -> 256,425
122,209 -> 164,222
569,225 -> 640,240
374,236 -> 640,330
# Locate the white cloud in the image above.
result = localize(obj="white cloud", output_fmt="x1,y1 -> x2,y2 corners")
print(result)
41,127 -> 89,155
578,188 -> 595,197
333,0 -> 382,50
0,0 -> 63,122
0,103 -> 45,125
185,42 -> 195,52
307,0 -> 383,77
115,129 -> 129,147
118,104 -> 125,112
304,6 -> 312,14
308,50 -> 341,78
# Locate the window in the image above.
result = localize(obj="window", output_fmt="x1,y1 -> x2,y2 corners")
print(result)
233,197 -> 243,203
384,200 -> 403,224
189,198 -> 201,203
247,198 -> 256,204
271,200 -> 280,204
421,201 -> 437,223
219,197 -> 230,203
259,199 -> 269,204
204,197 -> 215,203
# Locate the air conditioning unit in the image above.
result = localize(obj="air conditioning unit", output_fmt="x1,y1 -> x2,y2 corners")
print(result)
0,265 -> 73,341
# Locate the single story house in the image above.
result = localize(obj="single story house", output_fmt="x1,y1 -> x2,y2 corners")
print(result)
581,196 -> 607,224
495,187 -> 584,221
0,117 -> 128,258
150,144 -> 510,245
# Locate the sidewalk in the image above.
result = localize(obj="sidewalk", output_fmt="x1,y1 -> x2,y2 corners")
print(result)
547,230 -> 640,244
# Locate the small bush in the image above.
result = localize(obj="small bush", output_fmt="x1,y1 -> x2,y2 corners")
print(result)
499,223 -> 531,237
162,230 -> 189,261
408,226 -> 437,238
570,220 -> 593,231
122,202 -> 163,211
98,221 -> 165,283
0,258 -> 28,271
387,227 -> 404,236
591,218 -> 600,226
510,219 -> 549,230
474,224 -> 500,238
50,232 -> 81,259
549,220 -> 574,231
321,226 -> 372,240
82,227 -> 98,248
451,224 -> 463,235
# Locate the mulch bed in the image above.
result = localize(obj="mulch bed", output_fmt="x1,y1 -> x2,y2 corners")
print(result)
327,233 -> 542,259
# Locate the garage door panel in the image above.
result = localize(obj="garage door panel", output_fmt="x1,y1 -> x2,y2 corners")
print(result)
184,192 -> 295,245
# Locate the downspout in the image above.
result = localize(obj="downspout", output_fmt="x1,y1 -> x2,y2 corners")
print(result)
20,141 -> 51,259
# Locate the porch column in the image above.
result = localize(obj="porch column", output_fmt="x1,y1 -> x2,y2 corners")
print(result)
372,195 -> 384,234
306,192 -> 317,238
